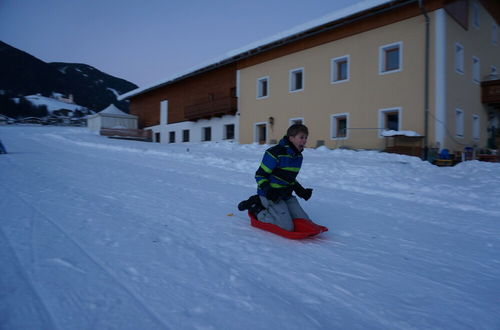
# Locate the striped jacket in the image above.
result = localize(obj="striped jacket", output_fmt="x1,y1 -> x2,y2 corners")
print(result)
255,137 -> 303,199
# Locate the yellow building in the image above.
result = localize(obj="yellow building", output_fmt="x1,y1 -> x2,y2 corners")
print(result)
237,0 -> 500,157
121,0 -> 500,159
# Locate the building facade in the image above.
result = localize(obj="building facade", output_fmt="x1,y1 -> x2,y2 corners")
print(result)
123,63 -> 238,143
120,0 -> 500,157
238,0 -> 500,153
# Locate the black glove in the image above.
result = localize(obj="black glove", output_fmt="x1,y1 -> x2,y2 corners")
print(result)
266,188 -> 282,202
294,183 -> 313,201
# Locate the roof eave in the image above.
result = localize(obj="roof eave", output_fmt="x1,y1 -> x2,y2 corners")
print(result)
118,0 -> 413,101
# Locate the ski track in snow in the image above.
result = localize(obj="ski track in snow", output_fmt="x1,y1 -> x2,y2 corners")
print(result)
0,182 -> 171,330
1,126 -> 500,329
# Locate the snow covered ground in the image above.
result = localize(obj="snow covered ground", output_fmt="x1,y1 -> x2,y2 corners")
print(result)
1,125 -> 499,330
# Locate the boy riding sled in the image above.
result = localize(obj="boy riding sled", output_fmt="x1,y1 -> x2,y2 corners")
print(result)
238,124 -> 327,236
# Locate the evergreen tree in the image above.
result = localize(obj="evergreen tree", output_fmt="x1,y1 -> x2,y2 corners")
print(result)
35,105 -> 48,117
17,97 -> 34,117
0,94 -> 18,118
73,109 -> 84,118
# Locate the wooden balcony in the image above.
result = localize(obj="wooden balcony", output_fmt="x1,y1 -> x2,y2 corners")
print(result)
481,79 -> 500,106
184,96 -> 237,121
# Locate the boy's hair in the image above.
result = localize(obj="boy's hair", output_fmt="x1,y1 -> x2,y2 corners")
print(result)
287,124 -> 309,137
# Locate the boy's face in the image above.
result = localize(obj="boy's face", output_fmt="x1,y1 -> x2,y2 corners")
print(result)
289,133 -> 308,152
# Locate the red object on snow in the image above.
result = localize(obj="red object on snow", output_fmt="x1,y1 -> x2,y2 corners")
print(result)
248,212 -> 328,239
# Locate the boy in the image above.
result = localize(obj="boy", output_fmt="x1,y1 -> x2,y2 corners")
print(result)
238,124 -> 313,231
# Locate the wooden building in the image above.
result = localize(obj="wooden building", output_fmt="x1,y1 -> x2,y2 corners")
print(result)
119,63 -> 238,143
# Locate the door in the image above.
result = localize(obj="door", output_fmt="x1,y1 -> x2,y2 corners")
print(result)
256,123 -> 267,144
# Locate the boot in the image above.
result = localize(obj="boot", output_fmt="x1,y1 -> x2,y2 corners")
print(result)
238,195 -> 264,214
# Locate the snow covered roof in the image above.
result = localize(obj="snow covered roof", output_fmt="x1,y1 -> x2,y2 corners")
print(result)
382,130 -> 423,137
87,104 -> 137,119
118,0 -> 394,101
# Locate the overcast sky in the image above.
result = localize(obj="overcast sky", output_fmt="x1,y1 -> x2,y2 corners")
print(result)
1,0 -> 358,87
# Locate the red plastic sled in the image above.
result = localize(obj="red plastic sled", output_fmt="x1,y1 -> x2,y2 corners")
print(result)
248,212 -> 328,239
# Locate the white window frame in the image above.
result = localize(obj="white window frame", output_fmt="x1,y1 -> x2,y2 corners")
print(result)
472,56 -> 480,84
379,42 -> 403,75
224,124 -> 235,140
289,67 -> 304,93
256,76 -> 269,99
472,1 -> 480,29
169,131 -> 175,143
455,43 -> 464,75
331,113 -> 349,140
378,107 -> 402,137
472,114 -> 480,140
455,108 -> 464,138
182,129 -> 190,142
331,55 -> 350,84
253,122 -> 268,144
202,126 -> 212,142
289,117 -> 304,126
493,23 -> 498,46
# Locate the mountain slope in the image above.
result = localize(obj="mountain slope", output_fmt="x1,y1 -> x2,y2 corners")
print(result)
0,40 -> 67,96
0,40 -> 138,112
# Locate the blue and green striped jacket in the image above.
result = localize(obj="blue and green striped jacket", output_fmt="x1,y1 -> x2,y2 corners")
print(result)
255,137 -> 303,198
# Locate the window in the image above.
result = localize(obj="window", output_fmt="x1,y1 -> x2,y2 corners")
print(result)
472,2 -> 480,29
386,113 -> 399,131
289,68 -> 304,92
202,127 -> 211,141
379,108 -> 401,136
182,129 -> 190,142
472,115 -> 480,140
289,118 -> 304,125
493,24 -> 498,45
257,77 -> 269,98
331,55 -> 350,83
455,43 -> 464,74
331,113 -> 349,139
225,124 -> 235,140
379,42 -> 402,74
169,131 -> 175,143
455,108 -> 464,138
472,56 -> 480,84
490,66 -> 498,80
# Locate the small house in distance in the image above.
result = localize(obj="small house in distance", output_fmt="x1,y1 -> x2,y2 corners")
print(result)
87,104 -> 138,132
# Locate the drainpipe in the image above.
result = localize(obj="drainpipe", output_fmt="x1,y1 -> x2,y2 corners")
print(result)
419,0 -> 430,160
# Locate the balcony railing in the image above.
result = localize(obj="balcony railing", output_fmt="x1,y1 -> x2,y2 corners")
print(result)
184,96 -> 237,121
481,79 -> 500,105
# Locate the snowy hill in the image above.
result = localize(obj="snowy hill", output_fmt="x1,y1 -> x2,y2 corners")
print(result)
0,40 -> 137,112
1,125 -> 499,329
21,94 -> 89,114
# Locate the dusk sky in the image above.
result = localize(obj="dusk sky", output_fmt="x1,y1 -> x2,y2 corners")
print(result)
1,0 -> 358,88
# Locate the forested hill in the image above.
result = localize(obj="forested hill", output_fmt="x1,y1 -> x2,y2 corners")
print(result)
0,40 -> 138,112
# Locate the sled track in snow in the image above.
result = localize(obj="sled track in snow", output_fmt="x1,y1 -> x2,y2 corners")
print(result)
0,182 -> 172,330
0,226 -> 60,329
